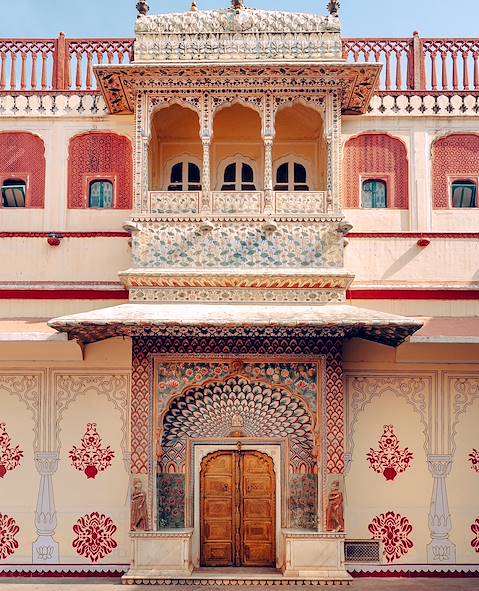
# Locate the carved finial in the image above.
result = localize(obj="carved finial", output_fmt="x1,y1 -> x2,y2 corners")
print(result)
191,0 -> 198,10
231,0 -> 244,10
327,0 -> 339,16
136,0 -> 149,17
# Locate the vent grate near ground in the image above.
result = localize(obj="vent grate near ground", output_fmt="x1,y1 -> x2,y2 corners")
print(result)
345,540 -> 381,563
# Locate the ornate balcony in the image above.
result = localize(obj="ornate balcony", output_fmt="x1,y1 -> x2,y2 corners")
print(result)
148,190 -> 329,217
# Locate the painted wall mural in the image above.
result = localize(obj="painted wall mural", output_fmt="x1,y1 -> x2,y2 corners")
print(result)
368,511 -> 414,563
69,423 -> 115,479
0,423 -> 23,478
0,514 -> 20,560
471,518 -> 479,553
72,512 -> 118,563
366,425 -> 413,481
469,449 -> 479,473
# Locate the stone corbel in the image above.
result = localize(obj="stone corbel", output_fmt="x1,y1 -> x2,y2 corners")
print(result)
32,452 -> 60,563
426,454 -> 456,563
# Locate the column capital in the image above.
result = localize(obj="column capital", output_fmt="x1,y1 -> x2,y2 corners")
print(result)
34,452 -> 59,476
427,454 -> 452,477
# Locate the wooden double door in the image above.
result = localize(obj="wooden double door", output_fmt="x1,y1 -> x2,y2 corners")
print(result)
200,450 -> 276,567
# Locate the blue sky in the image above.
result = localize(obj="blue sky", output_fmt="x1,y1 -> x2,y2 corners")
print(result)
1,0 -> 478,38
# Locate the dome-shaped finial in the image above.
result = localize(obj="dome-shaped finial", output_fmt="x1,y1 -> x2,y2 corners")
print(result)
136,0 -> 149,17
231,0 -> 244,10
327,0 -> 339,17
191,0 -> 198,10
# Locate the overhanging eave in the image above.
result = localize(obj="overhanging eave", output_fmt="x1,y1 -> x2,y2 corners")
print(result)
48,303 -> 422,347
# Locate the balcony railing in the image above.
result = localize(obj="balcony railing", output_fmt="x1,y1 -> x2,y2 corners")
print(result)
1,34 -> 479,94
149,190 -> 328,216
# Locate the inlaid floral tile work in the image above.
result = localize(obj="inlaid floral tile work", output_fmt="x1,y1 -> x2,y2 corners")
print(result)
156,359 -> 320,530
133,223 -> 343,268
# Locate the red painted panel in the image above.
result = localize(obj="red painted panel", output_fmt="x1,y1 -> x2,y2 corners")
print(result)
432,134 -> 479,208
67,132 -> 133,209
0,132 -> 45,208
342,133 -> 409,209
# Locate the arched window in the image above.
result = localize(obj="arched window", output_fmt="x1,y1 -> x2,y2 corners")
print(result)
451,179 -> 477,208
362,179 -> 388,208
1,179 -> 26,207
274,162 -> 309,191
221,161 -> 256,191
88,180 -> 114,209
168,161 -> 201,191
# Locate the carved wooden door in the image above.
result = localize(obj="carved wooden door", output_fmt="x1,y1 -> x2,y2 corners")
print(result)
201,450 -> 275,567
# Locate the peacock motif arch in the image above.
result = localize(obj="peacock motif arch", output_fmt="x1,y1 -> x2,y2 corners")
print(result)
157,370 -> 319,530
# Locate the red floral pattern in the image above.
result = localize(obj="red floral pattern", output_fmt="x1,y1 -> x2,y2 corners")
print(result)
69,423 -> 115,479
0,423 -> 23,479
472,518 -> 479,553
0,514 -> 20,560
368,511 -> 414,563
72,512 -> 117,562
469,449 -> 479,473
366,425 -> 413,481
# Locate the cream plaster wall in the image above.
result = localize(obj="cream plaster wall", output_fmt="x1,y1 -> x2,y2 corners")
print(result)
0,340 -> 131,566
0,117 -> 134,232
342,115 -> 479,233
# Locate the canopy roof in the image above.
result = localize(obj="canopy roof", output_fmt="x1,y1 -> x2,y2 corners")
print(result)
48,303 -> 422,346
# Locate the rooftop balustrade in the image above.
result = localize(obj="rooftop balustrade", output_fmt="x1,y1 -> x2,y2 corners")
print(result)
1,34 -> 479,94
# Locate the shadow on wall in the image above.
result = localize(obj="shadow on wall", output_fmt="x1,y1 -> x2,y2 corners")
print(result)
381,244 -> 426,280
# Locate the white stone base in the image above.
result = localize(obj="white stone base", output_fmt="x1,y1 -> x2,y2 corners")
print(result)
124,529 -> 193,581
123,529 -> 351,584
281,530 -> 351,581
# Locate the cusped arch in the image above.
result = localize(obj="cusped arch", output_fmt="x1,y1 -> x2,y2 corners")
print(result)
0,131 -> 46,208
431,133 -> 479,208
67,131 -> 133,209
342,132 -> 409,209
159,375 -> 316,475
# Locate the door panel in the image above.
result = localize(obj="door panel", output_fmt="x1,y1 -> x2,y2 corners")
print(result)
241,452 -> 275,567
201,452 -> 235,566
201,450 -> 275,568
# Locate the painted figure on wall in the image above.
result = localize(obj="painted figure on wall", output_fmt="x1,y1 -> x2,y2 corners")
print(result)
326,480 -> 344,532
131,477 -> 149,531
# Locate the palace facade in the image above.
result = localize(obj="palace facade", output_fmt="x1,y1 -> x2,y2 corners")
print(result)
0,1 -> 478,583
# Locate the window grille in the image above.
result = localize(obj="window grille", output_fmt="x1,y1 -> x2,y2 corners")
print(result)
274,162 -> 309,191
89,180 -> 114,208
451,180 -> 477,207
362,179 -> 388,208
168,161 -> 201,191
1,179 -> 26,207
221,161 -> 256,191
344,540 -> 381,563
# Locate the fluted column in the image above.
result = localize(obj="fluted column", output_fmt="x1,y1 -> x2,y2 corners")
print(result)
32,452 -> 60,563
426,454 -> 456,562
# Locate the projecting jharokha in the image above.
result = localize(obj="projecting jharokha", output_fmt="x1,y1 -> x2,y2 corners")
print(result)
0,0 -> 478,583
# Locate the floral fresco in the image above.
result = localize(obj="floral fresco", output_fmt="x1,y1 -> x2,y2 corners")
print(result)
0,514 -> 20,560
69,423 -> 115,479
368,511 -> 413,563
72,512 -> 117,562
0,423 -> 23,479
366,425 -> 413,481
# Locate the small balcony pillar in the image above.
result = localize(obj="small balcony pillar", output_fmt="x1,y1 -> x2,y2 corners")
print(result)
263,136 -> 274,214
201,136 -> 212,213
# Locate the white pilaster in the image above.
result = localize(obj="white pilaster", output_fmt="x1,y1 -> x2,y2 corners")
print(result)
32,451 -> 60,563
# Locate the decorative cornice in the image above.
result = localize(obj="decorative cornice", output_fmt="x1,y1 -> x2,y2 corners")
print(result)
95,63 -> 380,115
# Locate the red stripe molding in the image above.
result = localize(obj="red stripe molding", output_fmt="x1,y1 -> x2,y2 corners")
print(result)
0,288 -> 476,301
0,289 -> 128,300
0,232 -> 130,238
347,232 -> 479,239
348,289 -> 479,300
